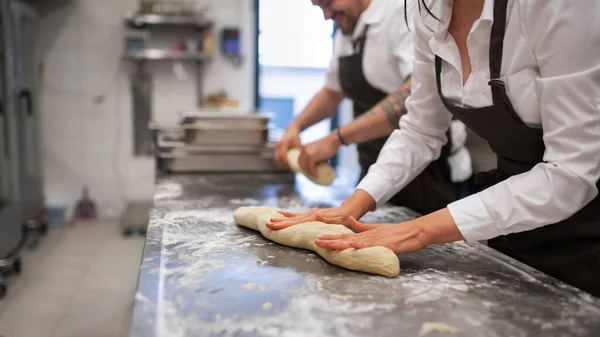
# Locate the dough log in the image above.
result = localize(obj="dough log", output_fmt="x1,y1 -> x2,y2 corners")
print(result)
233,206 -> 400,277
286,148 -> 336,186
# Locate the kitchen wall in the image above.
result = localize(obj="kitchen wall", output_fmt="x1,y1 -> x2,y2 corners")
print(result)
37,0 -> 256,219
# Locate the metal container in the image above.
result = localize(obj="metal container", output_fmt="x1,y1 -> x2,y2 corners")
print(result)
183,123 -> 268,146
179,110 -> 271,126
157,144 -> 284,173
178,111 -> 271,146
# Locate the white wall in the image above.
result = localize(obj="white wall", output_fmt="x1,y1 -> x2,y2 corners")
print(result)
38,0 -> 256,219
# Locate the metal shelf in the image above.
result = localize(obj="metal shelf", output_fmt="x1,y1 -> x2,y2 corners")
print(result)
124,12 -> 212,28
124,49 -> 209,61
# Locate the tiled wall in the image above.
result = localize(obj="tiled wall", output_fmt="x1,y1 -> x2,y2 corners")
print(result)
38,0 -> 256,219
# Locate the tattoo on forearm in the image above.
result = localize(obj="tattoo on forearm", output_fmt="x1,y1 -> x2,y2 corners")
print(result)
381,76 -> 412,128
357,109 -> 377,120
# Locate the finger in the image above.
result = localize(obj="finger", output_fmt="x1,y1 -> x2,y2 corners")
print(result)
348,216 -> 379,233
348,241 -> 377,249
314,239 -> 353,250
266,214 -> 315,230
298,149 -> 311,176
274,144 -> 287,168
265,220 -> 300,230
307,158 -> 318,178
278,210 -> 299,217
317,233 -> 354,240
268,218 -> 283,222
314,213 -> 345,225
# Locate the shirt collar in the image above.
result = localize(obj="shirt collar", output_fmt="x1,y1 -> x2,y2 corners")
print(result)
480,0 -> 495,22
350,0 -> 385,39
359,0 -> 385,25
430,0 -> 495,42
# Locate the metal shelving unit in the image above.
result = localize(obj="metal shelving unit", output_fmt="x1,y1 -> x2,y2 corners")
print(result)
124,48 -> 208,61
123,10 -> 214,156
124,12 -> 212,28
121,7 -> 214,236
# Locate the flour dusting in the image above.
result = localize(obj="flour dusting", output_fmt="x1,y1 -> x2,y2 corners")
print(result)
135,174 -> 600,337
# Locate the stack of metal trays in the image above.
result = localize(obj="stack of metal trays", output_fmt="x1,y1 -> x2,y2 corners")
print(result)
151,110 -> 287,173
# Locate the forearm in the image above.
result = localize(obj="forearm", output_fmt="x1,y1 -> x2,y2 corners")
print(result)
414,208 -> 464,246
290,88 -> 344,131
339,77 -> 411,144
340,189 -> 377,220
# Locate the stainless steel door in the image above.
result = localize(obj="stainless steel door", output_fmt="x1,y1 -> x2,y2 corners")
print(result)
0,0 -> 22,259
11,0 -> 42,222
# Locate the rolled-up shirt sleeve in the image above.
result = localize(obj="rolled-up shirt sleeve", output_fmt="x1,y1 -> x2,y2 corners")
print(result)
450,0 -> 600,242
356,11 -> 452,207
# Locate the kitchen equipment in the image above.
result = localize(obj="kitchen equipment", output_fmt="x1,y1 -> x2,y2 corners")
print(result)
0,0 -> 44,299
151,110 -> 284,173
121,201 -> 153,236
183,122 -> 267,146
123,13 -> 214,156
11,0 -> 46,244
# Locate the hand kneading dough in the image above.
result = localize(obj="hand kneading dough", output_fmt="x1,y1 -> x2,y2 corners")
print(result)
286,148 -> 336,186
233,206 -> 400,277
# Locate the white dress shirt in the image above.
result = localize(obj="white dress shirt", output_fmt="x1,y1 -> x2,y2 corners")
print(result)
324,0 -> 472,182
357,0 -> 600,241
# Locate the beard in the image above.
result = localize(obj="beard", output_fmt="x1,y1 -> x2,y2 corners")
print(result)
332,12 -> 358,36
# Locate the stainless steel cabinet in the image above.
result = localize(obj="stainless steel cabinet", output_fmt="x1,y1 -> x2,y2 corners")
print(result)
11,0 -> 43,226
0,0 -> 43,262
0,0 -> 22,262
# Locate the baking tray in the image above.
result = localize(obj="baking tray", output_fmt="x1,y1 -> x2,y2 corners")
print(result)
178,110 -> 272,127
157,150 -> 284,173
183,123 -> 268,146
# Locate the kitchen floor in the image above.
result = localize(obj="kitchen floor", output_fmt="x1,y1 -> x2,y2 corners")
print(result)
0,222 -> 145,337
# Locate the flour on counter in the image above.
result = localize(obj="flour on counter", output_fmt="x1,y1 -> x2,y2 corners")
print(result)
230,198 -> 261,205
154,182 -> 183,201
419,322 -> 459,335
243,283 -> 257,291
140,175 -> 600,337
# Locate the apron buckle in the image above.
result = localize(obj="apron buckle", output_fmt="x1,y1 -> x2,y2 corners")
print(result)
488,78 -> 506,87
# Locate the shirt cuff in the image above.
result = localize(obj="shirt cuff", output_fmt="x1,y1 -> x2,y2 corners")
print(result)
355,172 -> 398,209
447,194 -> 500,242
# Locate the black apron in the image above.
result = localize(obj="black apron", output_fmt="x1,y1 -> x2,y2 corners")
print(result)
435,0 -> 600,297
338,25 -> 454,215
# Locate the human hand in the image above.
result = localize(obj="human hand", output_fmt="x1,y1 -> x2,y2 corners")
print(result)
265,206 -> 351,230
274,125 -> 302,168
299,133 -> 341,177
314,216 -> 429,254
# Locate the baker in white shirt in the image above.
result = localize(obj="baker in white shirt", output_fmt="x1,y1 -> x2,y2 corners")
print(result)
268,0 -> 600,297
274,0 -> 472,214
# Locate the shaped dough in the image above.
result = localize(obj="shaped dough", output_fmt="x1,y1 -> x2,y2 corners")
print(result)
287,148 -> 336,186
233,206 -> 400,277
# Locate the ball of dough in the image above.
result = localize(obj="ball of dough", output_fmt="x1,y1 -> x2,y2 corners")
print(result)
286,148 -> 336,186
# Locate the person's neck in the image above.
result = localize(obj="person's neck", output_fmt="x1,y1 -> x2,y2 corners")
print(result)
361,0 -> 372,10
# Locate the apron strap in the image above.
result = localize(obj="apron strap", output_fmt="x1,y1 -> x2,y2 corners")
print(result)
489,0 -> 508,81
487,0 -> 524,124
352,25 -> 370,54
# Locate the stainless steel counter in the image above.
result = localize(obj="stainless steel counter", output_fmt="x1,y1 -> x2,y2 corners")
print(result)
130,173 -> 600,337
